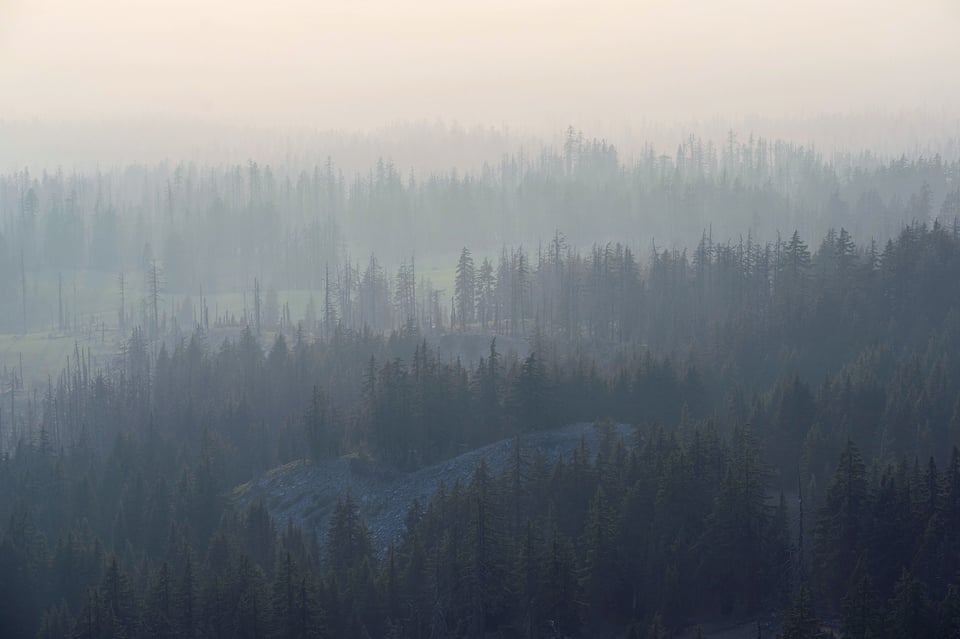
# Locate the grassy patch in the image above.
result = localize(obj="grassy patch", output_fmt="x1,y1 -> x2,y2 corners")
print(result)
0,331 -> 120,387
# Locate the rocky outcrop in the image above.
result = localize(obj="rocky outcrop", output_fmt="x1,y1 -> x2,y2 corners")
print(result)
234,422 -> 631,553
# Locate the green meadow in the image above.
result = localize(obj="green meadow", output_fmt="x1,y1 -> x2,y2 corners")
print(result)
1,257 -> 461,388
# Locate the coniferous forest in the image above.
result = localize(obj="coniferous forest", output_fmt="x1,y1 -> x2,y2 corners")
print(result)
3,3 -> 960,637
3,153 -> 960,636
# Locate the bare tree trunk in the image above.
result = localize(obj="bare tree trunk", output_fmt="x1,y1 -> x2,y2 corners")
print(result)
20,250 -> 27,334
118,271 -> 126,333
254,277 -> 262,336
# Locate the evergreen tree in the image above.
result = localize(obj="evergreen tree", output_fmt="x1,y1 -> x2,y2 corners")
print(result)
814,440 -> 867,608
455,247 -> 476,330
781,585 -> 819,639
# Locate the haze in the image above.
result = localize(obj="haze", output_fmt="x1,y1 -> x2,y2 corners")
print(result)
7,2 -> 960,638
3,0 -> 959,129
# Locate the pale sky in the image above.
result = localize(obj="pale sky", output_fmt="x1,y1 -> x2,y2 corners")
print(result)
1,0 -> 959,130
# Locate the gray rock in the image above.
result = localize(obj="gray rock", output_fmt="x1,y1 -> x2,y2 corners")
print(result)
233,421 -> 632,554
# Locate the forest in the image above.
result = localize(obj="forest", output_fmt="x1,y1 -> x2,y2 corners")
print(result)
1,129 -> 957,329
2,120 -> 960,638
5,0 -> 960,633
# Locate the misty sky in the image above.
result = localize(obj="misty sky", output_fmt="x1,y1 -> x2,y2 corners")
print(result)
2,0 -> 959,129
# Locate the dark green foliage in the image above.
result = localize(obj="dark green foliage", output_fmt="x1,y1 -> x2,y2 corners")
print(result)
324,496 -> 373,590
813,440 -> 867,609
781,585 -> 819,639
887,569 -> 933,639
839,558 -> 881,639
937,584 -> 960,639
2,221 -> 960,639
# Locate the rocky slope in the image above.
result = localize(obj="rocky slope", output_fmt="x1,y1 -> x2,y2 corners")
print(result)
234,422 -> 631,553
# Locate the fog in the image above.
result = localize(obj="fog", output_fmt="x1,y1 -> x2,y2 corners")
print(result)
3,0 -> 959,129
4,3 -> 960,638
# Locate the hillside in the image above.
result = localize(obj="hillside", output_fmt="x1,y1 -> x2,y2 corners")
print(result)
234,421 -> 631,553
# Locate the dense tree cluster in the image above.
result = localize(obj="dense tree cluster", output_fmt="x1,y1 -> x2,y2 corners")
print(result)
12,221 -> 960,462
2,217 -> 960,636
3,414 -> 960,637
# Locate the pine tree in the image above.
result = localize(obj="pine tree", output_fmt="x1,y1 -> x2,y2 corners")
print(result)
99,555 -> 138,637
36,601 -> 71,639
887,569 -> 932,639
325,496 -> 374,590
814,439 -> 867,608
176,555 -> 198,638
273,552 -> 324,639
937,584 -> 960,639
455,247 -> 476,330
145,562 -> 177,638
840,557 -> 881,639
781,584 -> 819,639
583,484 -> 618,619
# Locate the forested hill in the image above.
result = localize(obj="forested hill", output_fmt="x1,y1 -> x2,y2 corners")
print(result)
233,422 -> 634,554
2,221 -> 960,636
6,221 -> 960,467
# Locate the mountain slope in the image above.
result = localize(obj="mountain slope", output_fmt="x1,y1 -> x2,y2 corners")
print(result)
234,421 -> 631,552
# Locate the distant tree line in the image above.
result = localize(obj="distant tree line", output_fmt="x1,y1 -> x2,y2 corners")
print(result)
1,133 -> 957,333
